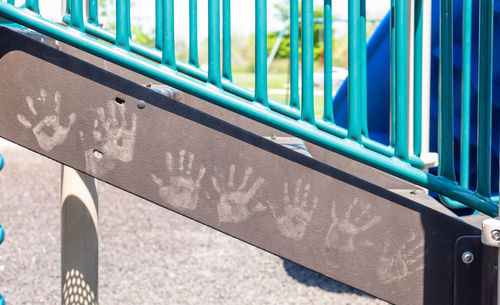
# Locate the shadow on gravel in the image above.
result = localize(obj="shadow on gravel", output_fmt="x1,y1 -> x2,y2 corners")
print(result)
282,259 -> 366,296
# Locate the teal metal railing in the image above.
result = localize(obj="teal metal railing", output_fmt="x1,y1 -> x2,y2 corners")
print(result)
0,0 -> 497,216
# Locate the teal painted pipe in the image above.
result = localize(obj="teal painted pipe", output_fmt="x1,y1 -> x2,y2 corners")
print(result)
116,0 -> 130,50
323,0 -> 334,123
63,18 -> 298,119
189,0 -> 198,67
154,0 -> 162,50
0,224 -> 4,244
222,0 -> 232,81
289,0 -> 300,110
66,0 -> 70,14
7,0 -> 14,5
316,120 -> 425,169
162,0 -> 175,69
88,0 -> 98,25
255,0 -> 268,106
66,6 -> 421,166
476,0 -> 494,198
438,0 -> 456,181
441,0 -> 473,209
0,2 -> 496,216
390,0 -> 396,147
0,154 -> 4,171
413,0 -> 423,157
394,0 -> 408,162
460,0 -> 472,189
301,0 -> 314,123
359,0 -> 368,137
347,0 -> 361,141
70,0 -> 84,31
208,0 -> 221,87
25,0 -> 39,13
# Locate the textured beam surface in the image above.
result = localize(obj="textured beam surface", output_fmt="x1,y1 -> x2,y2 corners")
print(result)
0,27 -> 495,305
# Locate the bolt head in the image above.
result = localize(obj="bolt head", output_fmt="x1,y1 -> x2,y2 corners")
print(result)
462,251 -> 474,264
491,230 -> 500,241
137,100 -> 146,109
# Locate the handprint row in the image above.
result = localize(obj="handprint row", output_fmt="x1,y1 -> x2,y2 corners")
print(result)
16,89 -> 423,285
17,90 -> 137,175
150,150 -> 316,241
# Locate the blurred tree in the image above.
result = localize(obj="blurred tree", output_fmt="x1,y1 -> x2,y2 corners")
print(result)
268,2 -> 334,62
99,0 -> 155,47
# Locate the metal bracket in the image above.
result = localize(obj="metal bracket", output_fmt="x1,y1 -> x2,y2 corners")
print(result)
455,236 -> 497,305
482,218 -> 500,247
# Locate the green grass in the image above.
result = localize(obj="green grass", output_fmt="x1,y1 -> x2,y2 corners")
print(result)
232,72 -> 325,115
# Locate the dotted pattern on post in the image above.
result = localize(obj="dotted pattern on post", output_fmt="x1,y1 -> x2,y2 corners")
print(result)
62,269 -> 96,305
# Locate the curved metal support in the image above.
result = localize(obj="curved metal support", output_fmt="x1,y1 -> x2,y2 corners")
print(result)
0,224 -> 4,244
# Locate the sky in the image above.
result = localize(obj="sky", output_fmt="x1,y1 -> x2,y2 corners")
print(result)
31,0 -> 390,40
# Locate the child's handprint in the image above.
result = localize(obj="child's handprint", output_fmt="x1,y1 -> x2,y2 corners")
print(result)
82,100 -> 137,175
151,150 -> 206,211
268,179 -> 318,241
17,89 -> 76,151
211,165 -> 266,223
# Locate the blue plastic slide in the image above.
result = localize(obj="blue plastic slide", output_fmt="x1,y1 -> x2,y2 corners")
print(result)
332,0 -> 500,198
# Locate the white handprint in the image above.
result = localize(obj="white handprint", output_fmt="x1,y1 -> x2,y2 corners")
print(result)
211,165 -> 266,223
17,89 -> 76,151
82,100 -> 137,175
268,179 -> 318,241
376,232 -> 425,284
151,150 -> 206,211
325,199 -> 381,252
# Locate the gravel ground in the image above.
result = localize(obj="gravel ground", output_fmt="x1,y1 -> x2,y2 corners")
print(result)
0,143 -> 389,305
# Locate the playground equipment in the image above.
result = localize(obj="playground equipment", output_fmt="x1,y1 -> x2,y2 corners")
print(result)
0,0 -> 498,304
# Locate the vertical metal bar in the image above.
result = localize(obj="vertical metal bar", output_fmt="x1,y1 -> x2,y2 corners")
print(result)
162,0 -> 176,69
476,0 -> 494,197
301,0 -> 314,124
461,0 -> 472,188
65,0 -> 71,14
323,0 -> 333,123
394,0 -> 408,161
390,0 -> 396,147
208,0 -> 221,87
359,0 -> 368,137
116,0 -> 131,51
421,0 -> 432,160
255,0 -> 268,106
222,0 -> 232,80
438,0 -> 455,180
347,0 -> 361,141
61,166 -> 98,305
88,0 -> 98,25
188,0 -> 199,67
289,0 -> 300,110
413,0 -> 423,157
25,0 -> 39,13
70,0 -> 84,31
154,0 -> 162,50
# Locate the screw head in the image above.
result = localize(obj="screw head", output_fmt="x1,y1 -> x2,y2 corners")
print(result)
137,100 -> 146,109
491,230 -> 500,241
462,251 -> 474,264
